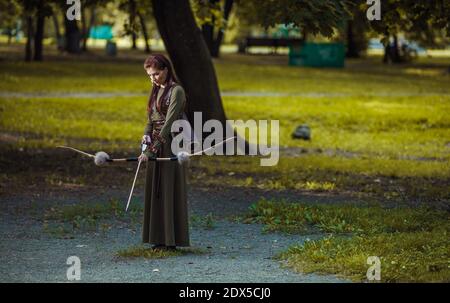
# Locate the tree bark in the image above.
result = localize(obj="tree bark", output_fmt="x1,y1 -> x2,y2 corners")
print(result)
33,0 -> 45,61
201,0 -> 219,56
383,34 -> 401,64
151,0 -> 227,128
7,28 -> 13,44
130,0 -> 138,50
392,34 -> 400,62
52,12 -> 63,50
202,23 -> 214,54
64,18 -> 81,53
138,12 -> 151,53
346,20 -> 359,58
81,6 -> 88,51
25,16 -> 34,61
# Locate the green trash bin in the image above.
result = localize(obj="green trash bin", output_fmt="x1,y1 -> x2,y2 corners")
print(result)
289,42 -> 345,67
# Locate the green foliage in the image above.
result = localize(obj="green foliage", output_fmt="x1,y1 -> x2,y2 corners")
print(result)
0,0 -> 22,29
235,0 -> 351,36
245,199 -> 450,282
359,0 -> 450,46
191,0 -> 223,27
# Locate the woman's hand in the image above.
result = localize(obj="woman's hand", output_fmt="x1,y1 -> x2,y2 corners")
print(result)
142,135 -> 152,144
138,153 -> 148,162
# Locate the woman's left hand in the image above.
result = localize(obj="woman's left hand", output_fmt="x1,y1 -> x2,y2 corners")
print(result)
138,153 -> 148,162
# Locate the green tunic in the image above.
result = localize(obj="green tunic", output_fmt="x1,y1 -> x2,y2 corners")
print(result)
142,85 -> 190,246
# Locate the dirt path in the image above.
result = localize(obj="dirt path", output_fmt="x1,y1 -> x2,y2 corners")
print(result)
0,187 -> 350,283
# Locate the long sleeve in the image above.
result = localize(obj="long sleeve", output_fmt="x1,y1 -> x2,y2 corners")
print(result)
144,85 -> 186,156
144,116 -> 153,136
159,85 -> 186,141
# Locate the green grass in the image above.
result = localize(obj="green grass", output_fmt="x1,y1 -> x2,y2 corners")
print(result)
0,53 -> 449,203
278,231 -> 449,282
1,55 -> 449,94
244,199 -> 450,282
243,198 -> 449,234
215,55 -> 450,95
191,155 -> 450,203
116,245 -> 206,259
225,95 -> 450,160
190,213 -> 216,230
42,198 -> 142,236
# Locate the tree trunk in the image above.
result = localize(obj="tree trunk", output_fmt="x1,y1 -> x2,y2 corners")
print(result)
33,15 -> 45,61
52,12 -> 63,51
201,0 -> 219,56
7,28 -> 13,44
202,23 -> 214,55
210,0 -> 233,58
138,12 -> 151,53
346,20 -> 359,58
25,16 -> 33,61
383,34 -> 401,64
151,0 -> 227,129
33,0 -> 45,61
81,6 -> 88,51
88,7 -> 96,39
392,34 -> 400,62
383,43 -> 389,63
64,18 -> 81,53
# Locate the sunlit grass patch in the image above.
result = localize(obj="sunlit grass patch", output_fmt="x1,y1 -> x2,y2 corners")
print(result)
215,55 -> 450,95
1,56 -> 449,204
0,96 -> 147,151
0,61 -> 147,93
243,198 -> 449,234
277,231 -> 449,282
192,155 -> 450,203
2,55 -> 449,95
223,95 -> 450,160
244,199 -> 450,282
116,245 -> 206,259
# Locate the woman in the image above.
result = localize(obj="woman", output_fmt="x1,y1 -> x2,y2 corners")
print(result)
138,54 -> 189,250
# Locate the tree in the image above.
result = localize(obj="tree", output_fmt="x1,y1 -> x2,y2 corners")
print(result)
33,0 -> 52,61
364,0 -> 450,63
0,0 -> 21,44
119,0 -> 139,50
152,0 -> 227,128
151,0 -> 351,144
192,0 -> 235,58
344,3 -> 370,58
137,10 -> 151,53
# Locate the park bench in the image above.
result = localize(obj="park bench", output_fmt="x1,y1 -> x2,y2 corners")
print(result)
238,37 -> 304,53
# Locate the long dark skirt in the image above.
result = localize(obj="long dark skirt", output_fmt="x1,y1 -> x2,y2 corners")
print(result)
142,142 -> 190,246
